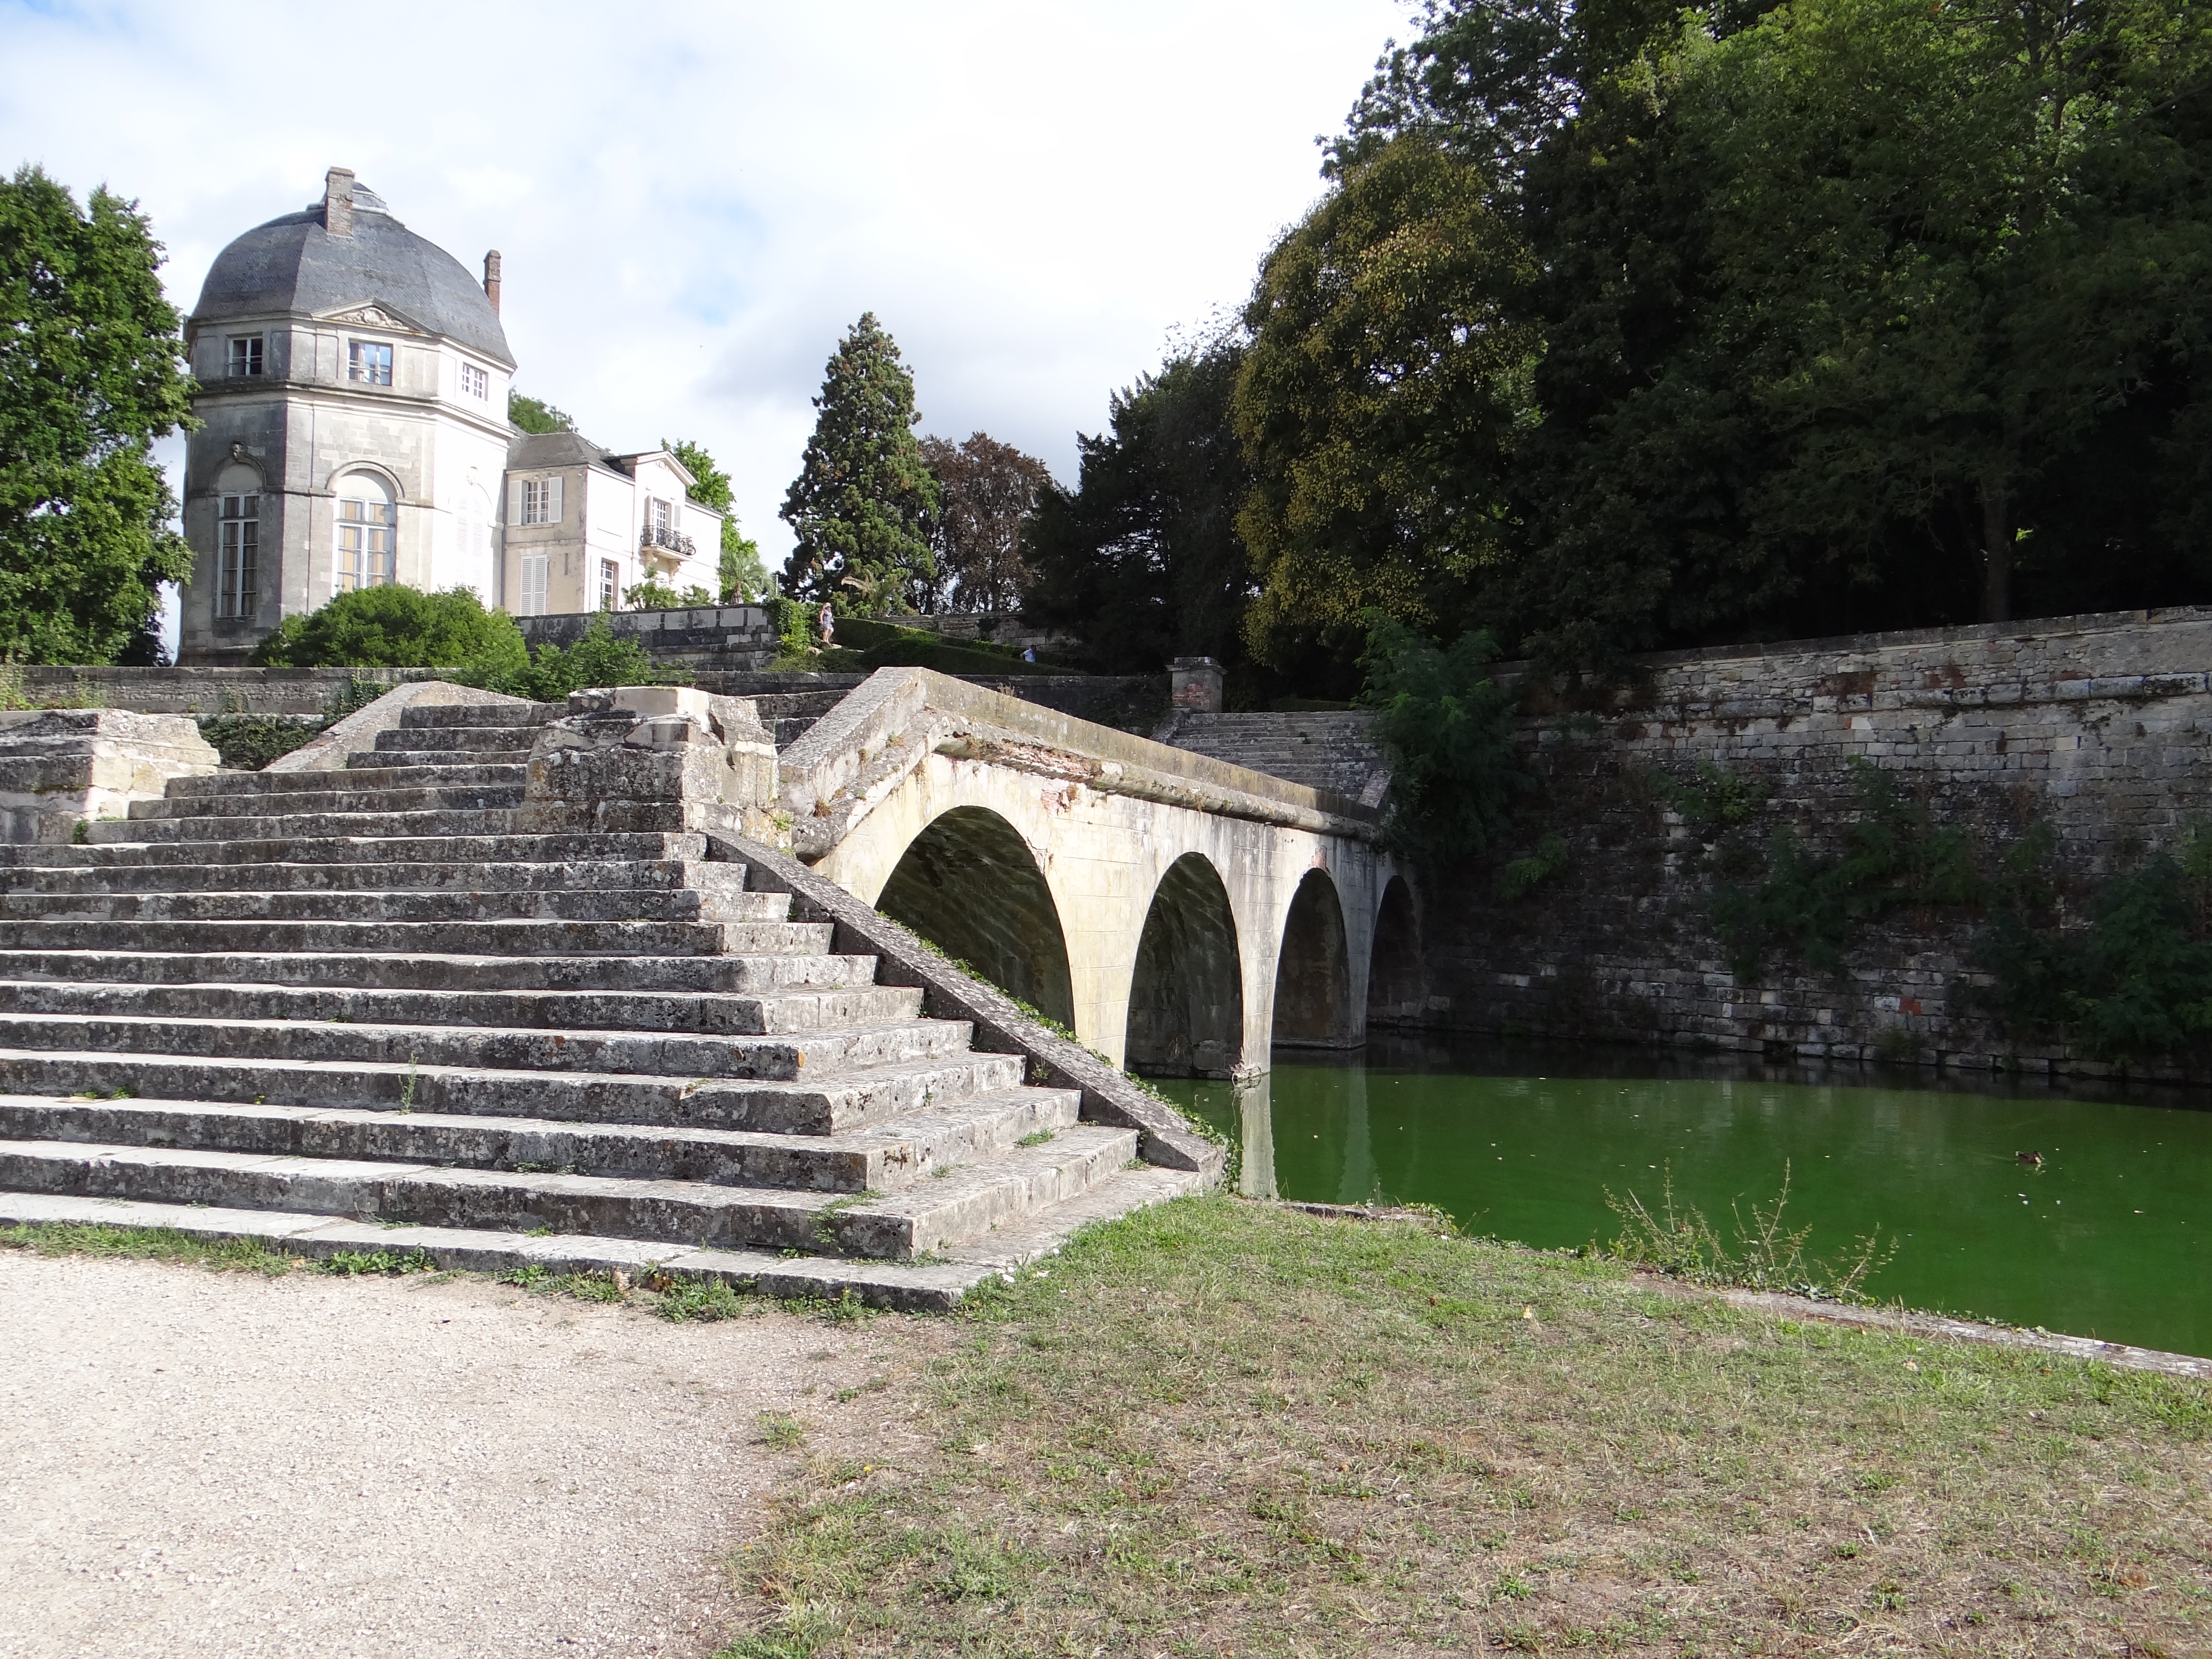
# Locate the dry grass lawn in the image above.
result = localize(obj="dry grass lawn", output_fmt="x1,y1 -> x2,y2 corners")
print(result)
722,1195 -> 2212,1658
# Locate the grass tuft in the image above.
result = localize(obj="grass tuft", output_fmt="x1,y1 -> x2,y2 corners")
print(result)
0,1221 -> 298,1275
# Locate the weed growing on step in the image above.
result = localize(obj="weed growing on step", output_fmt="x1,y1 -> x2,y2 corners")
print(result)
0,1222 -> 297,1275
720,1195 -> 2212,1659
1014,1130 -> 1057,1149
319,1247 -> 433,1276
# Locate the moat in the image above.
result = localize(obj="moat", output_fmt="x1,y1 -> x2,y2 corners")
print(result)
1159,1034 -> 2212,1360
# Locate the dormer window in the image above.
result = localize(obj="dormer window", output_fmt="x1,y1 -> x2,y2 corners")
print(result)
347,340 -> 393,386
459,362 -> 488,400
226,336 -> 263,377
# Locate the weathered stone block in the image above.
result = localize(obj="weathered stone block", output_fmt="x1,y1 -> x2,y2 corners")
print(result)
0,710 -> 218,843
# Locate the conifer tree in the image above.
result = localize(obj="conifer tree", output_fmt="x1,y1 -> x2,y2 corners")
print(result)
779,313 -> 939,613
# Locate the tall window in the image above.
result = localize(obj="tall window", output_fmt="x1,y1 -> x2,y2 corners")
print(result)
226,336 -> 263,377
599,558 -> 620,612
648,497 -> 672,538
520,478 -> 560,526
347,340 -> 393,385
459,361 -> 488,400
336,475 -> 396,594
519,553 -> 549,617
216,493 -> 258,618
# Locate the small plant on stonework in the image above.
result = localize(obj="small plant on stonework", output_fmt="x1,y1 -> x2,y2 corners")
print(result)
1495,832 -> 1570,901
1710,758 -> 1977,981
1658,760 -> 1772,829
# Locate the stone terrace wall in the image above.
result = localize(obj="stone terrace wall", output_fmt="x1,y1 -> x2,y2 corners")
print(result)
1405,606 -> 2212,1081
515,605 -> 779,668
16,666 -> 437,719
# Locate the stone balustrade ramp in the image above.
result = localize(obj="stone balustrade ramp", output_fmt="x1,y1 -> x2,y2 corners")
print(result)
0,692 -> 1203,1309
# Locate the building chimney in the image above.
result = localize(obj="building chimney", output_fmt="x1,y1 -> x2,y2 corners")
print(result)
483,250 -> 502,315
323,167 -> 356,237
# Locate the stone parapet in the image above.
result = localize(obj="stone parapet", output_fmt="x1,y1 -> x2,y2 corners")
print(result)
15,666 -> 437,719
515,604 -> 780,668
0,710 -> 219,843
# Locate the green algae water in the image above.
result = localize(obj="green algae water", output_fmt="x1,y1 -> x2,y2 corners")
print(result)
1156,1033 -> 2212,1359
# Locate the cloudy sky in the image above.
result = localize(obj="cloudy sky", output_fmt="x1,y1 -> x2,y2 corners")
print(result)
2,0 -> 1407,576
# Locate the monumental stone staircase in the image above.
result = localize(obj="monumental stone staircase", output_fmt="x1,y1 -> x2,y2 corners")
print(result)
0,697 -> 1202,1308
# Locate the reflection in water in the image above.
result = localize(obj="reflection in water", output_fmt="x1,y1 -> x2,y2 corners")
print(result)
1162,1032 -> 2212,1358
1236,1074 -> 1276,1200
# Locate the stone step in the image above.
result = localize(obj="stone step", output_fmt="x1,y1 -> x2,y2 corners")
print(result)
0,976 -> 925,1034
0,1047 -> 1028,1134
375,723 -> 544,752
0,1083 -> 1083,1194
0,857 -> 746,897
127,782 -> 525,820
4,1131 -> 1137,1259
0,1124 -> 1136,1256
0,831 -> 709,870
166,762 -> 529,799
0,1171 -> 1208,1311
0,885 -> 788,925
347,748 -> 531,770
86,808 -> 573,845
0,949 -> 883,994
0,916 -> 829,957
0,1010 -> 975,1082
398,703 -> 565,729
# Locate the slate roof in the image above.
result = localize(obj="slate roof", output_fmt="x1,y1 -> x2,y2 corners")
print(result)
191,182 -> 516,368
505,430 -> 627,475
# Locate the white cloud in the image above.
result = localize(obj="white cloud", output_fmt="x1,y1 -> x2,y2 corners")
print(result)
1,0 -> 1406,566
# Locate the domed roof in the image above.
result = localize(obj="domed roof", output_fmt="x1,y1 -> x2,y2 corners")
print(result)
190,180 -> 515,368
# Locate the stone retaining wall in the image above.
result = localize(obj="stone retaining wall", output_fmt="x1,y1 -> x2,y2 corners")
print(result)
514,605 -> 779,668
15,666 -> 437,719
1401,605 -> 2212,1081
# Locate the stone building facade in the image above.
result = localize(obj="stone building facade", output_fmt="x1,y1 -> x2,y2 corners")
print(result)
178,168 -> 720,664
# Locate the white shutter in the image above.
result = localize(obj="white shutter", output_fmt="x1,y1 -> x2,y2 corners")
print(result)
548,476 -> 564,525
521,554 -> 549,617
507,479 -> 524,526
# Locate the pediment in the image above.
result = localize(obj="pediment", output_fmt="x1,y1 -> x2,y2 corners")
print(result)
315,300 -> 430,335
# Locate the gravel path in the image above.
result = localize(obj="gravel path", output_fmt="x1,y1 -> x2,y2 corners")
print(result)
0,1251 -> 940,1659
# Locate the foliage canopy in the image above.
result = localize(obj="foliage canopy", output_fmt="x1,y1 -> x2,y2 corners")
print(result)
249,584 -> 529,673
0,166 -> 195,664
918,431 -> 1051,613
665,437 -> 767,602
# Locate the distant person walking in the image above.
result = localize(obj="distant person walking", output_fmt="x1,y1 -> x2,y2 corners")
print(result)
818,603 -> 835,648
1022,646 -> 1036,662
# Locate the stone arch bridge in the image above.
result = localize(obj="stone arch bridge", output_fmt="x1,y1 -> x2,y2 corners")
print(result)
766,670 -> 1410,1079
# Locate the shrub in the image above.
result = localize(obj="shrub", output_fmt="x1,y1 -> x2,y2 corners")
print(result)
1358,613 -> 1524,862
469,612 -> 658,702
249,584 -> 528,677
622,576 -> 716,611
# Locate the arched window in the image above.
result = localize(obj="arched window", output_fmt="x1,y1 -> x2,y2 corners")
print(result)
214,460 -> 260,620
335,472 -> 396,595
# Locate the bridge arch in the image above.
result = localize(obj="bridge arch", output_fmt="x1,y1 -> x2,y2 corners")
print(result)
1271,867 -> 1358,1049
1125,853 -> 1244,1078
875,805 -> 1076,1029
1366,875 -> 1425,1026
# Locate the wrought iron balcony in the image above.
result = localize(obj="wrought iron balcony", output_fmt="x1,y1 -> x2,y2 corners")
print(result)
639,523 -> 696,558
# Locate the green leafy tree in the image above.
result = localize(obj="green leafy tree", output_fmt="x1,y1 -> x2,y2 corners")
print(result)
249,584 -> 528,674
1358,614 -> 1524,862
1234,134 -> 1541,672
779,313 -> 939,614
0,167 -> 196,664
1022,344 -> 1263,679
507,392 -> 574,434
664,437 -> 767,602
